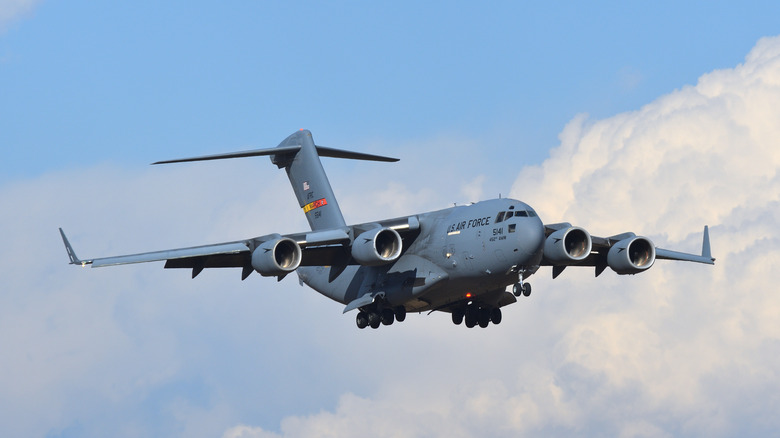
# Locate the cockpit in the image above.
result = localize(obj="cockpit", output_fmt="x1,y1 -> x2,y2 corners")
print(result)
494,208 -> 537,223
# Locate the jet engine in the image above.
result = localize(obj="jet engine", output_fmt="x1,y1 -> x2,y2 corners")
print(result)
351,227 -> 403,266
544,227 -> 592,263
607,236 -> 656,275
251,237 -> 302,276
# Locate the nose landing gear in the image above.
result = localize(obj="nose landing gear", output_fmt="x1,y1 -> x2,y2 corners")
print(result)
512,282 -> 531,297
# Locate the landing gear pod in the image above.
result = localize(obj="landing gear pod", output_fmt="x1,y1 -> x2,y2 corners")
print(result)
252,237 -> 302,276
608,236 -> 656,275
351,227 -> 403,266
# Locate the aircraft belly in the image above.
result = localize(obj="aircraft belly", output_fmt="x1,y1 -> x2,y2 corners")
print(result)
295,253 -> 449,308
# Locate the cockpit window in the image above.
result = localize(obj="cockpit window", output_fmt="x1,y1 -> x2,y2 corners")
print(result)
515,211 -> 528,217
495,212 -> 505,223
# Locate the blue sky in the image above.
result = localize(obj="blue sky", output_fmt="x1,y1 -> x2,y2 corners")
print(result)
2,2 -> 780,437
3,1 -> 779,185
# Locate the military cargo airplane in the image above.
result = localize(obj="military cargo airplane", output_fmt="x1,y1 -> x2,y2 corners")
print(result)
60,130 -> 715,329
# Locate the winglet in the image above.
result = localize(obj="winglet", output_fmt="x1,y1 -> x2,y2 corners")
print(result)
59,228 -> 90,266
702,225 -> 714,262
59,228 -> 80,265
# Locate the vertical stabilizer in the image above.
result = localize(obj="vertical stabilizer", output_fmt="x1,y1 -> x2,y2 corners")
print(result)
272,130 -> 347,231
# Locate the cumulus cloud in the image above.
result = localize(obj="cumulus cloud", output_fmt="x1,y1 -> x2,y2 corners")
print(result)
220,36 -> 780,437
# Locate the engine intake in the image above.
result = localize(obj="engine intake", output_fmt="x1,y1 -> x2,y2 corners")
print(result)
352,227 -> 403,266
607,236 -> 656,275
544,227 -> 592,263
252,237 -> 302,276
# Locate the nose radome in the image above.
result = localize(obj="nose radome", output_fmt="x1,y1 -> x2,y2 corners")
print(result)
518,218 -> 545,259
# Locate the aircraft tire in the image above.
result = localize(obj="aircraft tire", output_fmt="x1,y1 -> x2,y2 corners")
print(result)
522,283 -> 532,297
368,311 -> 381,329
452,310 -> 464,325
513,283 -> 522,297
394,306 -> 407,322
465,307 -> 477,328
381,309 -> 395,325
478,308 -> 491,328
356,311 -> 369,329
491,308 -> 502,325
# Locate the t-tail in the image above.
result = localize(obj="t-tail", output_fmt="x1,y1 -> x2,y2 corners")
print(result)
153,129 -> 398,231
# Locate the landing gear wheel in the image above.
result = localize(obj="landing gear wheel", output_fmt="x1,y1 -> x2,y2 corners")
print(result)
478,308 -> 491,328
452,309 -> 464,325
491,307 -> 502,325
394,306 -> 407,322
464,307 -> 477,328
381,309 -> 395,326
513,282 -> 522,297
522,283 -> 532,297
356,311 -> 368,329
368,311 -> 381,329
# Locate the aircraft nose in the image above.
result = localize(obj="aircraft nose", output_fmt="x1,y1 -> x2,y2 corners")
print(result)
516,218 -> 545,262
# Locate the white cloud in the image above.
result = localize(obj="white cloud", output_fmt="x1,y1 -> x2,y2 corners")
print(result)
2,34 -> 780,438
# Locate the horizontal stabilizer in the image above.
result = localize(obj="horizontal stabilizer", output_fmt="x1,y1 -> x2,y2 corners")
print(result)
315,146 -> 398,162
153,145 -> 302,165
153,144 -> 398,165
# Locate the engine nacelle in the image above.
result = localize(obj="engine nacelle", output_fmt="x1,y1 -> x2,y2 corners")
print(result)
351,227 -> 403,266
251,237 -> 302,276
544,227 -> 592,263
607,236 -> 656,275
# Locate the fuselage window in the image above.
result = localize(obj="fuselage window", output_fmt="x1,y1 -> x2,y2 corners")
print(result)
508,224 -> 516,233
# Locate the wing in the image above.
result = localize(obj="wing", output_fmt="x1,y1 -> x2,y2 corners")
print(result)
541,223 -> 714,278
60,227 -> 254,278
59,215 -> 422,280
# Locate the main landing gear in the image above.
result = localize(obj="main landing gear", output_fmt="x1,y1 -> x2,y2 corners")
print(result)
452,304 -> 502,328
512,282 -> 532,297
356,305 -> 406,329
